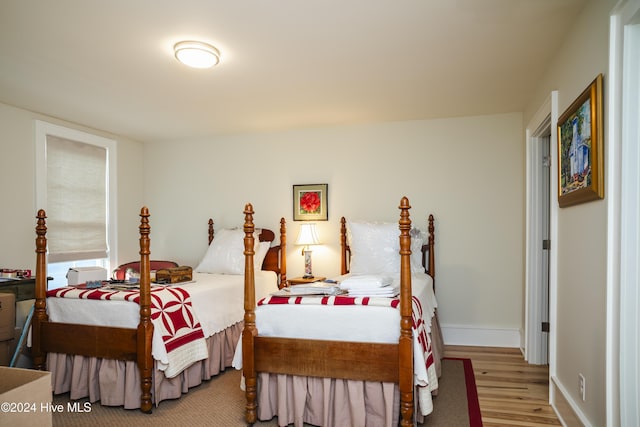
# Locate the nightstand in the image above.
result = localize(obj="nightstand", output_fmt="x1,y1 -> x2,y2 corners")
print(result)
287,276 -> 326,286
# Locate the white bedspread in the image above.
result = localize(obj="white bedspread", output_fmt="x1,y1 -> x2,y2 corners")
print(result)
46,271 -> 277,371
232,272 -> 438,415
236,273 -> 435,344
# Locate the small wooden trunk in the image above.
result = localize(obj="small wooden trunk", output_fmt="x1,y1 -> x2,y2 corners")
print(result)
155,266 -> 192,284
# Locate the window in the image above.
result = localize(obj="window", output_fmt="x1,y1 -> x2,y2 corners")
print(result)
36,121 -> 117,288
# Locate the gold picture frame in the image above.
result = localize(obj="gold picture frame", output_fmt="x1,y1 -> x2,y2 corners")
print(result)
293,184 -> 328,221
557,74 -> 604,208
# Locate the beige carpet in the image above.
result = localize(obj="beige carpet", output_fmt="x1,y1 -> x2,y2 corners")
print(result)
52,359 -> 474,426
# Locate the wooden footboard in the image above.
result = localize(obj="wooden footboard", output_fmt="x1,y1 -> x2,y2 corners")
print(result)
31,208 -> 154,413
253,337 -> 400,382
242,197 -> 421,427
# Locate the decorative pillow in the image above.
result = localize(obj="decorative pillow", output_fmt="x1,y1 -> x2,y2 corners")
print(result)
348,221 -> 400,275
195,228 -> 261,275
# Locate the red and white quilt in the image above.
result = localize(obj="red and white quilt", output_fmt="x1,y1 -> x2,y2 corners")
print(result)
47,285 -> 209,378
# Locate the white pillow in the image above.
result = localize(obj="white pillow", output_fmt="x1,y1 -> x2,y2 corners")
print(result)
195,229 -> 262,275
348,221 -> 428,275
410,228 -> 427,273
348,221 -> 400,275
254,241 -> 271,270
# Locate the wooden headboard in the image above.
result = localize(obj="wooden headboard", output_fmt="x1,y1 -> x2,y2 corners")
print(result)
340,214 -> 436,288
208,218 -> 287,288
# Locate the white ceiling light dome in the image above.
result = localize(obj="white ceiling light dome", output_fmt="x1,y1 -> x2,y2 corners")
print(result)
174,41 -> 220,69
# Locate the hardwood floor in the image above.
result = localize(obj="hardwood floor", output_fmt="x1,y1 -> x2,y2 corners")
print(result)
444,345 -> 561,426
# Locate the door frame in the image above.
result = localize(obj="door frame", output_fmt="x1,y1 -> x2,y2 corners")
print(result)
607,1 -> 640,425
525,92 -> 559,368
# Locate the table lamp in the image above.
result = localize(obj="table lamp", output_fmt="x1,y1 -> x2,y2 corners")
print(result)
295,223 -> 321,278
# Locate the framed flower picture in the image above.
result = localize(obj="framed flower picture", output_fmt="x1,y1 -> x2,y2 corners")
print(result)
293,184 -> 328,221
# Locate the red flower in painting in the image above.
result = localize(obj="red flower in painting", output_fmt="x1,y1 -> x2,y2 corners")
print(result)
300,191 -> 321,213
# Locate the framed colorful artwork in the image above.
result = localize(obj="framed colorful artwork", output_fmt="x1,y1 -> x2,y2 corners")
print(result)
293,184 -> 328,221
557,74 -> 604,208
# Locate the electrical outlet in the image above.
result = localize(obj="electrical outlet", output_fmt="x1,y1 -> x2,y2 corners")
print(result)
578,373 -> 586,401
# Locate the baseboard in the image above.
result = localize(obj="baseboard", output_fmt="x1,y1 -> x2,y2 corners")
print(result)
440,324 -> 521,347
550,375 -> 592,427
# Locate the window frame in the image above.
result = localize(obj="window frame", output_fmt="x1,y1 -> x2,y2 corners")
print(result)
35,120 -> 118,279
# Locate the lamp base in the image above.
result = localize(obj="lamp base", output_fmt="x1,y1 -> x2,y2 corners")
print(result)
303,250 -> 314,279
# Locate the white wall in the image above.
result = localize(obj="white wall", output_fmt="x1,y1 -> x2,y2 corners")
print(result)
523,0 -> 617,425
0,97 -> 526,346
0,102 -> 145,272
144,113 -> 525,344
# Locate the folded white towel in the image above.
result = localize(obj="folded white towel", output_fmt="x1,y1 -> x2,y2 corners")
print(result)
289,283 -> 343,296
339,275 -> 393,290
347,284 -> 399,297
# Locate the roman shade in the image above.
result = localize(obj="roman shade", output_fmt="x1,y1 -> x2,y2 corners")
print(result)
46,135 -> 108,262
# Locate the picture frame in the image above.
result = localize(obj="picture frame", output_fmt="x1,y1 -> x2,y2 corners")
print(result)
557,73 -> 604,208
293,184 -> 328,221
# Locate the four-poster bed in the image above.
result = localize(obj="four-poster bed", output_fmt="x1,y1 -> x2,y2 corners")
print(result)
238,197 -> 441,426
30,207 -> 286,411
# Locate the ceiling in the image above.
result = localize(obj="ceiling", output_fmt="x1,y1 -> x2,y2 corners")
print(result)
0,0 -> 586,143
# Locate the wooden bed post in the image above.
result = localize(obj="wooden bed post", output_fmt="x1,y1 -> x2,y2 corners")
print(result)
398,197 -> 414,427
428,214 -> 435,290
340,217 -> 348,274
242,204 -> 258,424
137,207 -> 154,414
208,218 -> 214,245
32,209 -> 48,371
279,218 -> 287,288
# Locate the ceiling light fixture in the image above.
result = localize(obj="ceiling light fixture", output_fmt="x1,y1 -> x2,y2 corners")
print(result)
173,41 -> 220,69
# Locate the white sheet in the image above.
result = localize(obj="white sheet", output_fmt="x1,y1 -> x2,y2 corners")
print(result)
46,271 -> 278,370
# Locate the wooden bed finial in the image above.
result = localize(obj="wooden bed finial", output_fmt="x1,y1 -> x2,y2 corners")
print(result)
139,206 -> 150,252
398,196 -> 414,427
32,209 -> 48,371
279,217 -> 287,288
243,203 -> 256,253
243,203 -> 258,424
35,209 -> 48,297
137,206 -> 153,413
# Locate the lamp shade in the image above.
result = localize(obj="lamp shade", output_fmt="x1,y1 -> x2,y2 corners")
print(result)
295,223 -> 321,246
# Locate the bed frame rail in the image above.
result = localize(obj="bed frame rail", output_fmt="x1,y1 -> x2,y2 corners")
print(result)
39,323 -> 138,360
253,337 -> 400,382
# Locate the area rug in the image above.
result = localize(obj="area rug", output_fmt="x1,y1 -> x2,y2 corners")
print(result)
423,357 -> 483,426
52,358 -> 482,426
